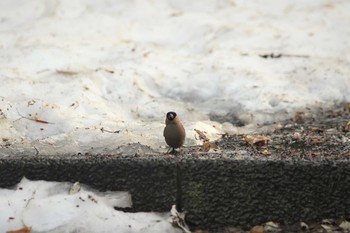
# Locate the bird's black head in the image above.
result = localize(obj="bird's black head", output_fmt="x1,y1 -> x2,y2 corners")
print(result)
166,112 -> 177,121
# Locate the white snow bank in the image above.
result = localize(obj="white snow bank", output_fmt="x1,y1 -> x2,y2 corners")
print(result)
0,0 -> 349,154
0,177 -> 181,233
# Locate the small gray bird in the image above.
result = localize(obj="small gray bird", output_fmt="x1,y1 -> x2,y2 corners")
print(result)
163,111 -> 186,154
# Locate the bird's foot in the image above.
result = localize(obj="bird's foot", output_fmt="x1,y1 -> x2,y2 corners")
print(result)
170,148 -> 180,155
166,147 -> 178,155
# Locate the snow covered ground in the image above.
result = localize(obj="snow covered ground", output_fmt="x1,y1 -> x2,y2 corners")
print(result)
0,0 -> 349,155
0,178 -> 182,233
0,0 -> 349,232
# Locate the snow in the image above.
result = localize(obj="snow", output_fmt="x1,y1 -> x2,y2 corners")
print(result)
0,0 -> 349,155
0,177 -> 181,233
0,0 -> 349,231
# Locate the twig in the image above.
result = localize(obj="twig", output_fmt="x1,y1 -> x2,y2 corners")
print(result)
194,129 -> 209,142
95,68 -> 115,74
100,127 -> 120,133
33,146 -> 39,156
25,191 -> 36,208
56,69 -> 79,76
259,53 -> 309,59
16,110 -> 54,124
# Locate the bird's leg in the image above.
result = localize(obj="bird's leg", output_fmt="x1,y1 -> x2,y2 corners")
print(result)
165,147 -> 177,155
163,147 -> 177,158
170,147 -> 178,155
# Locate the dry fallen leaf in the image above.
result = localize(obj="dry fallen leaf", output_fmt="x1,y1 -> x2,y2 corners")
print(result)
343,120 -> 350,132
311,127 -> 324,133
7,226 -> 32,233
56,69 -> 79,76
16,111 -> 52,124
203,141 -> 218,152
33,114 -> 49,124
224,226 -> 245,233
293,111 -> 305,123
250,225 -> 264,233
195,129 -> 220,152
193,230 -> 209,233
344,103 -> 350,111
244,135 -> 270,146
261,149 -> 271,156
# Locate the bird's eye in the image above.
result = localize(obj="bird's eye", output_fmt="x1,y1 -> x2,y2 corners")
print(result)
166,111 -> 177,120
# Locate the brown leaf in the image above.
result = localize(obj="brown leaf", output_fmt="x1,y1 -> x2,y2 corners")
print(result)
250,225 -> 264,233
261,149 -> 271,156
34,114 -> 49,124
344,103 -> 350,111
293,111 -> 305,123
244,135 -> 270,146
311,127 -> 324,133
203,142 -> 218,152
343,120 -> 350,132
56,70 -> 79,76
193,230 -> 209,233
224,226 -> 245,233
17,111 -> 52,124
7,226 -> 32,233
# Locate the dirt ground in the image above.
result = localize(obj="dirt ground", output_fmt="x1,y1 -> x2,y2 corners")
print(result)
194,217 -> 350,233
204,103 -> 350,161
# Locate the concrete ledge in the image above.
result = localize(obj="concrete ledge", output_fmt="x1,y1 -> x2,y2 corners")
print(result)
0,156 -> 177,212
180,158 -> 350,228
1,155 -> 350,229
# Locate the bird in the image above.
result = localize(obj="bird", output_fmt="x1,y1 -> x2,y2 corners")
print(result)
163,111 -> 186,154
